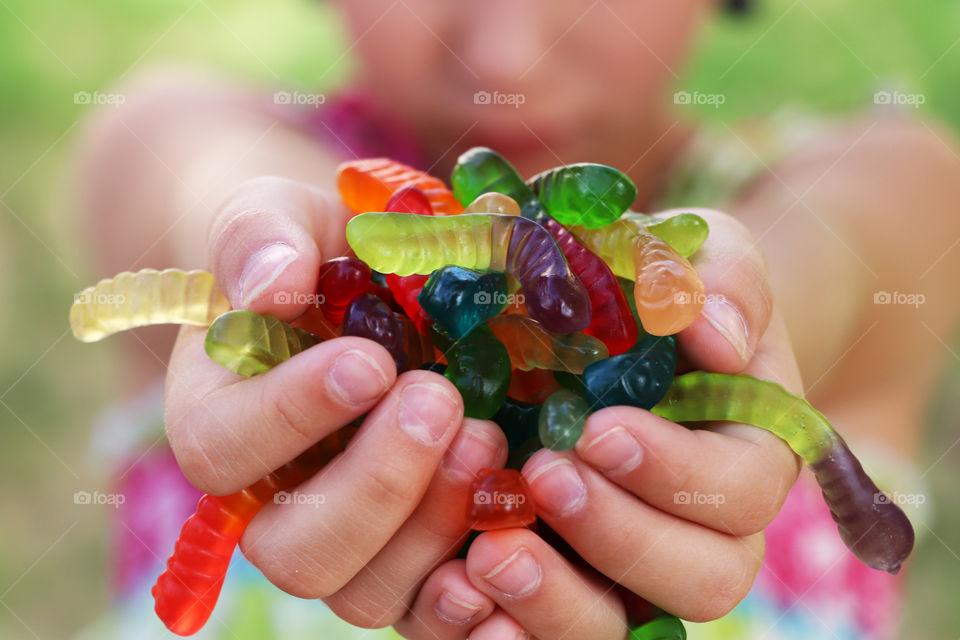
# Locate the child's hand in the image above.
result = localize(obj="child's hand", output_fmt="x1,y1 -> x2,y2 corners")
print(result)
393,210 -> 804,639
164,177 -> 508,625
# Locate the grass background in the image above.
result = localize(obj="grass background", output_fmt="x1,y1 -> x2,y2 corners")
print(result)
1,0 -> 959,637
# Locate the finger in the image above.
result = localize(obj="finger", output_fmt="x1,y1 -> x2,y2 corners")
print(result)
575,404 -> 799,536
575,308 -> 801,535
657,208 -> 773,373
521,451 -> 764,622
466,610 -> 527,640
465,529 -> 627,639
165,329 -> 396,495
393,560 -> 497,639
207,175 -> 352,316
240,371 -> 465,600
325,419 -> 508,628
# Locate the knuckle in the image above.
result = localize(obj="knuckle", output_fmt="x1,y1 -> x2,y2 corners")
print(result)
324,589 -> 406,629
263,380 -> 320,445
364,460 -> 420,509
165,414 -> 231,495
242,536 -> 342,600
686,556 -> 757,622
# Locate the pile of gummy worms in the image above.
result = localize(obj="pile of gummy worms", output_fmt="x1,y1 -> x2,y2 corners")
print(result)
70,148 -> 914,639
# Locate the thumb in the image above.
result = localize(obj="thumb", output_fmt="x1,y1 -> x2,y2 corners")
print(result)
207,176 -> 351,320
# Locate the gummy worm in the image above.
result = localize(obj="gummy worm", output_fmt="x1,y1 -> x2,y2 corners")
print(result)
451,147 -> 637,353
651,372 -> 915,574
346,212 -> 591,334
70,269 -> 229,342
336,158 -> 463,215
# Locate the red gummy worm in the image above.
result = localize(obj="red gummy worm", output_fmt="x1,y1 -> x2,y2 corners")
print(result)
541,218 -> 637,355
152,430 -> 352,636
317,257 -> 372,325
384,186 -> 434,334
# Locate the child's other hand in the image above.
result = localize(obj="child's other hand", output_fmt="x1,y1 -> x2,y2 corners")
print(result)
164,176 -> 507,626
394,210 -> 803,639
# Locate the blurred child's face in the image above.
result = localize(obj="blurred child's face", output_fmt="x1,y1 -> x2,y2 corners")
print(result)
336,1 -> 711,168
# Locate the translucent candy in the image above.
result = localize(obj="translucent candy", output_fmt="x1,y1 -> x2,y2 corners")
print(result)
632,232 -> 705,335
572,212 -> 710,280
204,310 -> 322,378
467,468 -> 537,531
463,192 -> 522,216
487,315 -> 608,374
538,389 -> 590,451
317,257 -> 372,325
418,266 -> 508,339
347,212 -> 591,333
582,335 -> 676,410
70,268 -> 230,342
527,163 -> 637,229
336,158 -> 463,215
653,372 -> 915,574
153,430 -> 353,635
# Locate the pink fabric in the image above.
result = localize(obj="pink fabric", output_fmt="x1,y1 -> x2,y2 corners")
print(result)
270,91 -> 428,168
758,470 -> 903,637
111,448 -> 202,596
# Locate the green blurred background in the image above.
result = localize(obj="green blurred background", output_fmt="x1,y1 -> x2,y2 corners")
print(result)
1,0 -> 959,637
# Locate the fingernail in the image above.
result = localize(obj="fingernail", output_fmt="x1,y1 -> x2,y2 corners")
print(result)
703,297 -> 749,363
328,350 -> 390,405
434,589 -> 483,625
239,242 -> 298,306
525,457 -> 587,517
442,425 -> 501,480
579,426 -> 643,475
398,383 -> 460,445
482,547 -> 541,599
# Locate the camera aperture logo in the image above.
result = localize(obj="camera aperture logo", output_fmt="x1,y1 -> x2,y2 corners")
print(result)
674,490 -> 725,507
74,291 -> 125,307
874,90 -> 925,109
674,291 -> 725,306
274,491 -> 326,507
274,291 -> 326,306
873,290 -> 925,308
474,291 -> 524,306
74,490 -> 125,508
673,90 -> 726,109
273,91 -> 326,108
874,491 -> 925,506
473,90 -> 526,109
74,90 -> 126,108
474,489 -> 526,507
